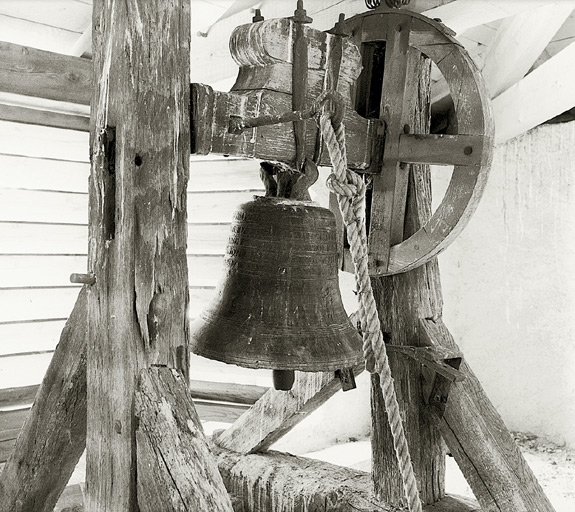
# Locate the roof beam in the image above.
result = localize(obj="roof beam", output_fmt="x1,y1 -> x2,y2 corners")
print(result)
424,0 -> 558,35
531,9 -> 575,72
0,41 -> 91,105
492,40 -> 575,144
479,2 -> 574,98
431,2 -> 575,114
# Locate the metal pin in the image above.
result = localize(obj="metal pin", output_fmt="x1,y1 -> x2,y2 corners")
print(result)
70,273 -> 96,285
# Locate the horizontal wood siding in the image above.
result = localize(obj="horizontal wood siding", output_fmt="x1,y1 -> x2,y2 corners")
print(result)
0,120 -> 271,463
0,377 -> 268,464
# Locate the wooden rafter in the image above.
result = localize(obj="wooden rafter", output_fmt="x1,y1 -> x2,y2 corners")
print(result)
493,40 -> 575,143
423,0 -> 560,35
0,15 -> 81,55
431,2 -> 574,107
479,2 -> 574,98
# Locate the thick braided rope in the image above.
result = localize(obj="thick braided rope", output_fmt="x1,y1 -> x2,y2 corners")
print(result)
320,113 -> 423,512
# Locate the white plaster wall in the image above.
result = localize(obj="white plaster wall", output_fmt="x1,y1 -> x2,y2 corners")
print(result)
438,121 -> 575,448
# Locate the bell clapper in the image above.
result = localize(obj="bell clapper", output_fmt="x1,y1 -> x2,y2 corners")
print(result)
272,369 -> 296,391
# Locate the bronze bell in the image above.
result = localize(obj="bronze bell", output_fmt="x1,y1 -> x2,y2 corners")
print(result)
189,196 -> 363,390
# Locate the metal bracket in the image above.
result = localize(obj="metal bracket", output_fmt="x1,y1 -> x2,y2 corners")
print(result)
386,343 -> 465,418
336,367 -> 357,392
386,345 -> 465,383
427,357 -> 463,417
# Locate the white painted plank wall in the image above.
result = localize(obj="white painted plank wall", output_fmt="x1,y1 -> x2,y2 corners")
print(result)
0,119 -> 269,392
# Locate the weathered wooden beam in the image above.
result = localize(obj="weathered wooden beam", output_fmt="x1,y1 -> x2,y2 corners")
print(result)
0,288 -> 88,512
136,367 -> 233,512
0,384 -> 39,408
397,134 -> 486,167
0,379 -> 266,413
492,40 -> 575,144
479,2 -> 574,99
191,17 -> 374,168
214,365 -> 364,455
215,447 -> 480,512
0,103 -> 89,131
86,0 -> 191,509
0,399 -> 249,465
54,484 -> 85,512
369,45 -> 447,506
0,41 -> 91,105
189,379 -> 267,404
429,1 -> 572,108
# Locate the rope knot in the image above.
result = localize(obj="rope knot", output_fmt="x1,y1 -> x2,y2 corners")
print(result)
326,170 -> 365,199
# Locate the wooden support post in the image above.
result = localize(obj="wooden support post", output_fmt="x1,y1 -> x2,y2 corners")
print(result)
87,0 -> 191,510
215,364 -> 364,455
370,48 -> 446,506
0,288 -> 88,512
215,447 -> 480,512
369,33 -> 555,511
135,366 -> 233,511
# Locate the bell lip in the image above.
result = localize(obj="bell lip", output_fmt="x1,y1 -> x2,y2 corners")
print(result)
191,345 -> 365,371
190,313 -> 365,372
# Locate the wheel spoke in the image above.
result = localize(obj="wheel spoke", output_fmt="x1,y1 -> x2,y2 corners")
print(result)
397,133 -> 487,166
368,14 -> 413,272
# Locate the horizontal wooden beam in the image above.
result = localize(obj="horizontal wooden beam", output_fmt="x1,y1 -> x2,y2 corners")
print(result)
0,379 -> 266,412
2,449 -> 481,512
397,133 -> 486,166
0,41 -> 91,105
493,40 -> 575,144
0,103 -> 89,131
0,399 -> 250,465
216,447 -> 480,511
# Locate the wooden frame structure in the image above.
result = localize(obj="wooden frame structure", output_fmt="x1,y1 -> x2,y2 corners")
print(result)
0,1 -> 562,511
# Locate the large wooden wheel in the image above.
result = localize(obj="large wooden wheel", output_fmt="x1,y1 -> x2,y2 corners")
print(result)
347,9 -> 494,275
